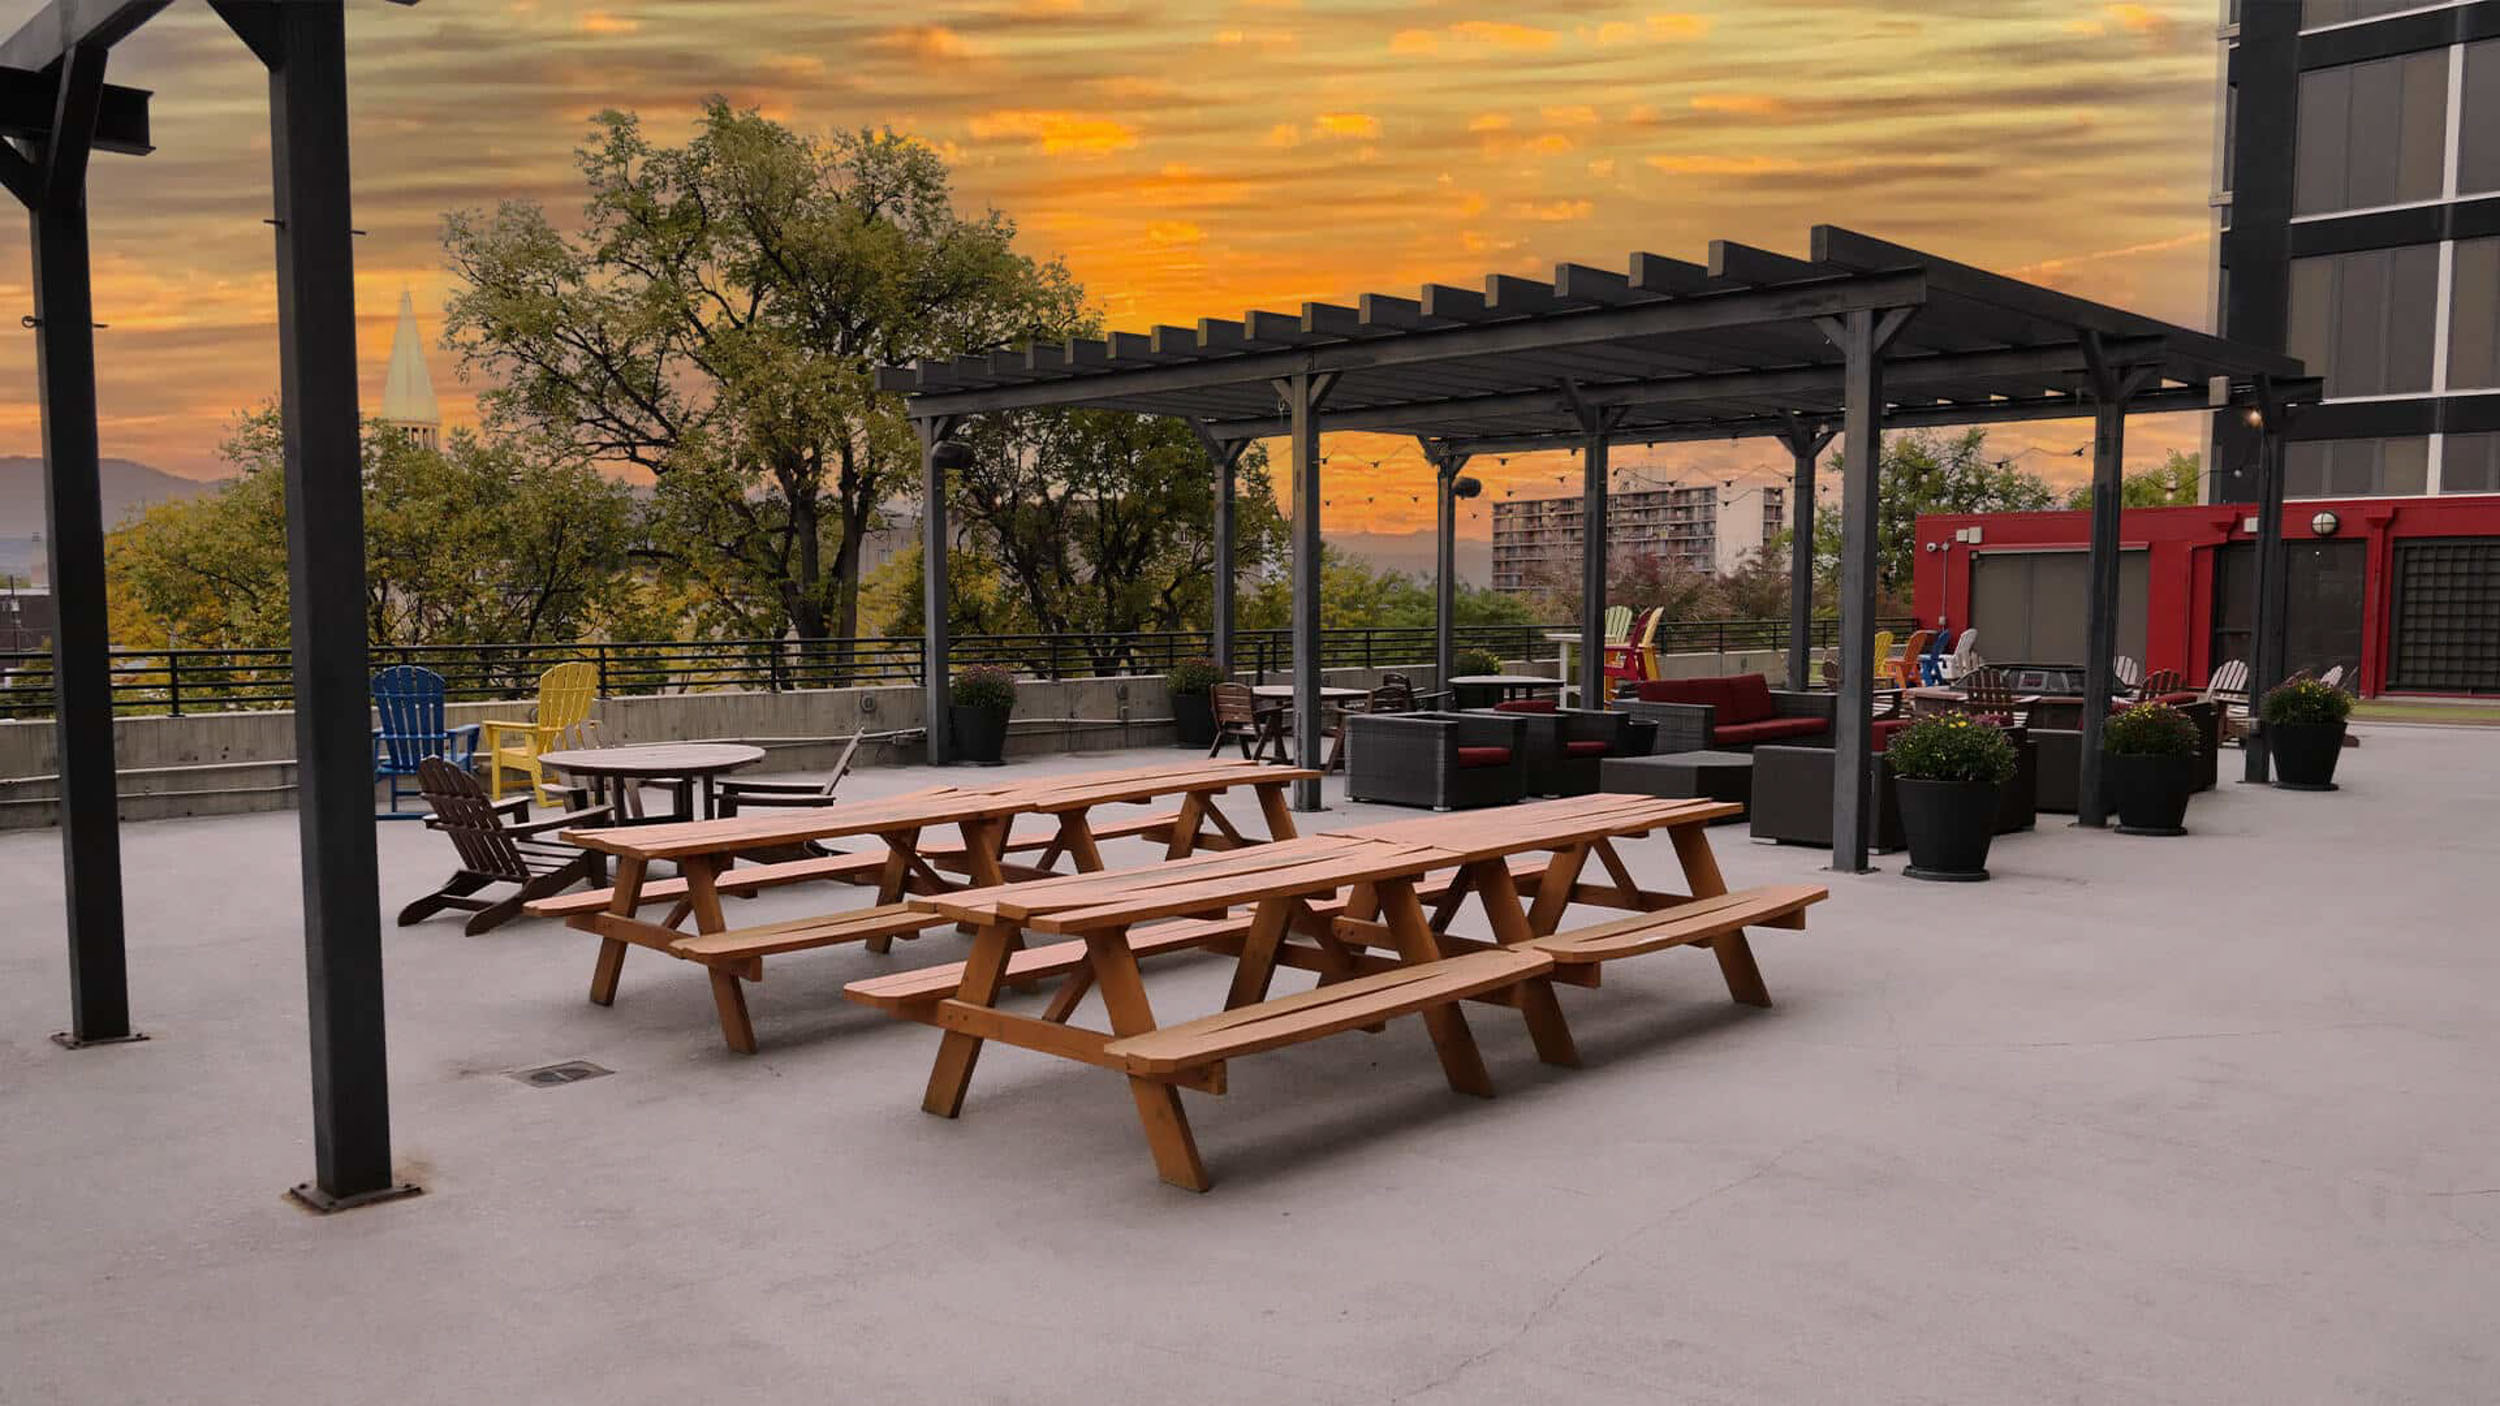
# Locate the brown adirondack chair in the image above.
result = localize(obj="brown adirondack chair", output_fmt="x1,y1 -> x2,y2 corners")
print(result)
2136,668 -> 2185,703
1959,666 -> 2020,725
1207,682 -> 1283,761
398,757 -> 613,936
714,733 -> 865,862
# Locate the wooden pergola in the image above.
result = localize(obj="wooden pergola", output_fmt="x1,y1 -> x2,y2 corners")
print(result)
880,227 -> 2318,867
6,0 -> 419,1212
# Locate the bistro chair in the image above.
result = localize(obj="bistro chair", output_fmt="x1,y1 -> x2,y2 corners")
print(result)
371,665 -> 479,819
397,757 -> 612,936
482,660 -> 599,805
1207,682 -> 1284,762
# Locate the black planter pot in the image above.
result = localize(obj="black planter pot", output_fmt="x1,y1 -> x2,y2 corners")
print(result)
1894,777 -> 1998,881
1170,692 -> 1215,748
2268,720 -> 2347,791
1452,683 -> 1500,710
949,704 -> 1012,766
2108,750 -> 2198,835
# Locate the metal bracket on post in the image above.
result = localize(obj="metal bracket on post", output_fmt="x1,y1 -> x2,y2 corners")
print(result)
1774,410 -> 1836,691
917,414 -> 966,765
1187,420 -> 1249,675
2073,332 -> 2161,828
1273,370 -> 1339,811
1814,306 -> 1917,874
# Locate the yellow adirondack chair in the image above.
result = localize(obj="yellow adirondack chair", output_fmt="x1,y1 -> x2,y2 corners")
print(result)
483,661 -> 599,804
1867,629 -> 1896,690
1602,604 -> 1633,648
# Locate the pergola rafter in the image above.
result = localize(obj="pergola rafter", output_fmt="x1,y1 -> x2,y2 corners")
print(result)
884,227 -> 2316,867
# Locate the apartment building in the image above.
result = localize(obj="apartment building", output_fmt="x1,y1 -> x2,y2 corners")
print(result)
1489,482 -> 1784,593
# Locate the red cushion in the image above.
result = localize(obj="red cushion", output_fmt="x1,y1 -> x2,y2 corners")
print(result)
1871,718 -> 1911,752
2155,692 -> 2199,707
1454,746 -> 1512,769
1720,673 -> 1776,724
1494,698 -> 1558,714
1562,739 -> 1612,758
1712,717 -> 1829,747
1636,676 -> 1720,707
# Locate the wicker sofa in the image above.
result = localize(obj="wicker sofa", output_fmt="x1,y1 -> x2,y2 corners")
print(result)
1343,710 -> 1530,810
1467,700 -> 1642,796
1751,726 -> 2039,851
1615,673 -> 1837,754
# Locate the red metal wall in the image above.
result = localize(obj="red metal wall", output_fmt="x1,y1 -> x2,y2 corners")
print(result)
1911,495 -> 2500,696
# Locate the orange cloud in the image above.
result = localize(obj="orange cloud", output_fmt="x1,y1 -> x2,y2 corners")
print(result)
1314,112 -> 1381,139
1449,21 -> 1558,50
873,25 -> 976,61
1389,28 -> 1438,55
1145,220 -> 1205,245
1647,13 -> 1711,38
1541,105 -> 1601,127
1691,93 -> 1787,117
1644,153 -> 1805,175
966,109 -> 1140,156
577,10 -> 637,35
1511,198 -> 1594,222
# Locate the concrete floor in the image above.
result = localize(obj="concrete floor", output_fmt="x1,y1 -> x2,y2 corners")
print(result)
3,731 -> 2495,1404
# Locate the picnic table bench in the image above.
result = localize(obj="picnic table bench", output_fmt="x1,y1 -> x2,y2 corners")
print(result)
528,760 -> 1316,1053
851,793 -> 1825,1190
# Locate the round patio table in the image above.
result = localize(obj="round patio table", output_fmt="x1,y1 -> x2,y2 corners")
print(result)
539,743 -> 765,823
1248,685 -> 1370,768
1449,673 -> 1566,704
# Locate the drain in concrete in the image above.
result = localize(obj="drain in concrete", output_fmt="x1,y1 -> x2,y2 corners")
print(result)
509,1060 -> 613,1088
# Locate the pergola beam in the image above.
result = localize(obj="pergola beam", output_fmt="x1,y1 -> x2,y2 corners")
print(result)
0,65 -> 150,156
0,0 -> 170,72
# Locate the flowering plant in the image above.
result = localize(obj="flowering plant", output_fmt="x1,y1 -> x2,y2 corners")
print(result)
950,664 -> 1017,712
1885,711 -> 2016,785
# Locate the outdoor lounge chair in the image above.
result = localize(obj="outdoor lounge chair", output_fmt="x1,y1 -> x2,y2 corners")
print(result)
713,734 -> 865,861
482,659 -> 599,805
1468,702 -> 1639,796
2203,659 -> 2251,745
371,665 -> 479,818
398,756 -> 612,935
1938,629 -> 1982,684
1343,710 -> 1528,809
1750,727 -> 2037,851
1207,682 -> 1284,761
1617,673 -> 1836,753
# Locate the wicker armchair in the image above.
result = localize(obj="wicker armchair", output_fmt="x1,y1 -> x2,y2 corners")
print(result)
1616,674 -> 1837,754
1344,711 -> 1529,810
1467,705 -> 1636,796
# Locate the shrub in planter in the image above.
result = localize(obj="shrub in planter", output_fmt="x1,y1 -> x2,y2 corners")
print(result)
1165,657 -> 1224,747
948,664 -> 1017,766
1885,712 -> 2018,881
2260,677 -> 2352,791
2103,701 -> 2201,836
1451,647 -> 1507,708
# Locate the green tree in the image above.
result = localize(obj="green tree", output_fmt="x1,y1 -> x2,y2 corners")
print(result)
1794,428 -> 2061,608
107,407 -> 639,651
2065,450 -> 2203,510
1239,547 -> 1538,632
441,103 -> 1089,644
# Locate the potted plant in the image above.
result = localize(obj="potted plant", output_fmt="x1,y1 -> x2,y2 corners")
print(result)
1450,647 -> 1506,710
2103,701 -> 2201,836
2262,676 -> 2352,791
948,664 -> 1017,766
1165,657 -> 1223,748
1884,711 -> 2018,882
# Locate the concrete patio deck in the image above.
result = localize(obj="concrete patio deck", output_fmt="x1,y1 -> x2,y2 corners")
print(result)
3,729 -> 2494,1404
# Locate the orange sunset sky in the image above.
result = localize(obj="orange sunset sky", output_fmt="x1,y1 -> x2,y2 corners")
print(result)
2,0 -> 2226,540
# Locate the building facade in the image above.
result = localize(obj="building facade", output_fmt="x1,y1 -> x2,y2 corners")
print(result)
2216,0 -> 2500,498
1489,482 -> 1783,592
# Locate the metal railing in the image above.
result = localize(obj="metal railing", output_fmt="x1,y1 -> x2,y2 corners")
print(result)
0,616 -> 1896,719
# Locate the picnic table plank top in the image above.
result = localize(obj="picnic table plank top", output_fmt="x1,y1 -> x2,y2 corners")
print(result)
915,834 -> 1437,930
1329,793 -> 1735,860
562,759 -> 1315,860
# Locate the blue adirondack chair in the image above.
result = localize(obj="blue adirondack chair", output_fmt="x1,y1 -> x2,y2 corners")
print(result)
1921,626 -> 1956,686
371,666 -> 480,818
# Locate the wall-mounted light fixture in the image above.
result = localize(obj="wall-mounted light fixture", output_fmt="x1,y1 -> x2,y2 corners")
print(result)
2310,510 -> 2339,538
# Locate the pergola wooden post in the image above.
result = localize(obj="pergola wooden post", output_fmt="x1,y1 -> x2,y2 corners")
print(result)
1775,411 -> 1835,691
2076,333 -> 2161,827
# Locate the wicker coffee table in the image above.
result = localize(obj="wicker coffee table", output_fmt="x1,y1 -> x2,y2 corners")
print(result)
1598,749 -> 1754,819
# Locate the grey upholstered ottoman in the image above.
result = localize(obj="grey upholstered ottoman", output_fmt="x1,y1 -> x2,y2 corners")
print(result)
1597,748 -> 1753,818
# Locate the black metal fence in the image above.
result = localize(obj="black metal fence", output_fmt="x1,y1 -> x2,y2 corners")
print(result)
0,616 -> 1897,719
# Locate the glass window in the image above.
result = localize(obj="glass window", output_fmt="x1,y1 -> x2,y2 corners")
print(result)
2465,42 -> 2500,197
2453,238 -> 2500,390
2444,433 -> 2500,494
2286,245 -> 2440,396
2285,437 -> 2430,497
2304,0 -> 2452,27
2294,52 -> 2447,215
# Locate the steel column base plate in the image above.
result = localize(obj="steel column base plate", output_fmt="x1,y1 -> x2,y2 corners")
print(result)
50,1030 -> 148,1050
287,1181 -> 424,1215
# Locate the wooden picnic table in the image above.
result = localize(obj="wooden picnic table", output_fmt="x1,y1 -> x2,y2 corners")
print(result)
855,792 -> 1824,1190
535,758 -> 1318,1052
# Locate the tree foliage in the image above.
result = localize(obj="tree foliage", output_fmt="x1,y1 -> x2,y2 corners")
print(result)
1239,547 -> 1539,633
106,408 -> 639,651
441,103 -> 1089,641
2065,450 -> 2202,510
1797,428 -> 2062,610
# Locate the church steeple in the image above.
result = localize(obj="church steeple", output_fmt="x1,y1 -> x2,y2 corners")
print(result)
379,288 -> 441,451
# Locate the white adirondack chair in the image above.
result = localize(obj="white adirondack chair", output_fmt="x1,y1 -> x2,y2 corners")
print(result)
1939,629 -> 1983,683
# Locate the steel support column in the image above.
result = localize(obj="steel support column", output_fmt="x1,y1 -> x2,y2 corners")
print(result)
3,44 -> 135,1048
1562,383 -> 1617,708
2244,380 -> 2294,783
1427,442 -> 1472,697
2076,336 -> 2159,827
1776,411 -> 1834,691
1189,422 -> 1247,674
234,0 -> 408,1211
1818,307 -> 1915,873
1276,372 -> 1336,811
915,416 -> 962,764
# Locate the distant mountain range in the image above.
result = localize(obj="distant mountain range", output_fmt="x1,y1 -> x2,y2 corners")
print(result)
0,456 -> 220,583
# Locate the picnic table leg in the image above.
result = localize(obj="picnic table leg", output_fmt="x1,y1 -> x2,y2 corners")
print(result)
678,860 -> 760,1054
1667,824 -> 1769,1007
1373,879 -> 1495,1098
1083,926 -> 1209,1192
1198,799 -> 1250,851
1163,792 -> 1206,860
1525,843 -> 1592,936
1589,838 -> 1655,911
1057,814 -> 1108,872
867,826 -> 933,955
1254,782 -> 1299,841
1222,900 -> 1293,1009
1466,860 -> 1580,1068
921,921 -> 1018,1118
589,855 -> 647,1006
